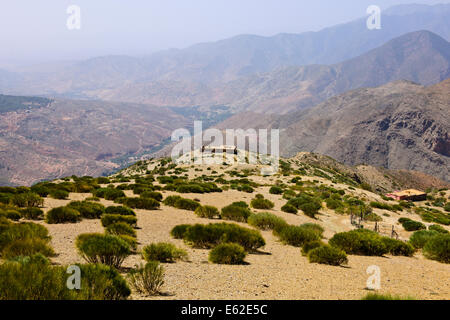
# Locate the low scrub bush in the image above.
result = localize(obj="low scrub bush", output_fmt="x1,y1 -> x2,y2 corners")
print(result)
301,240 -> 325,256
163,195 -> 182,206
142,243 -> 188,263
300,223 -> 324,237
105,205 -> 136,216
269,186 -> 283,195
401,219 -> 426,232
49,189 -> 69,200
173,198 -> 200,211
362,293 -> 415,300
281,204 -> 298,214
381,238 -> 415,256
209,243 -> 247,265
140,191 -> 163,202
76,263 -> 131,299
329,229 -> 388,256
127,262 -> 165,296
10,192 -> 44,208
276,225 -> 321,247
308,245 -> 348,266
94,188 -> 125,201
0,255 -> 72,300
409,230 -> 439,249
46,206 -> 81,224
248,212 -> 287,231
182,223 -> 265,251
422,234 -> 450,263
76,233 -> 131,268
429,224 -> 449,234
250,198 -> 274,210
2,238 -> 54,259
0,209 -> 21,221
67,201 -> 105,219
101,214 -> 137,228
116,197 -> 160,210
105,222 -> 136,238
195,205 -> 220,219
170,224 -> 190,239
20,207 -> 44,220
221,204 -> 252,222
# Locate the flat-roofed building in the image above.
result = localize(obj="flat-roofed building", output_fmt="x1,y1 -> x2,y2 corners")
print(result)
385,189 -> 427,202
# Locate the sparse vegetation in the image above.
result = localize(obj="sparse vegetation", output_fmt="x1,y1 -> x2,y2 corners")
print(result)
142,242 -> 188,263
127,262 -> 165,296
209,243 -> 247,265
76,233 -> 131,268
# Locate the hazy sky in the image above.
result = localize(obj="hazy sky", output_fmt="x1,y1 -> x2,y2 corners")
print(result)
0,0 -> 449,65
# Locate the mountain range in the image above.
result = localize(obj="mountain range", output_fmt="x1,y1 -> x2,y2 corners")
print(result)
0,3 -> 448,186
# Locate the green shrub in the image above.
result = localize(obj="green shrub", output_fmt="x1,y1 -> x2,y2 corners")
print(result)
76,233 -> 131,268
170,224 -> 190,239
299,202 -> 321,218
401,219 -> 426,231
362,293 -> 415,300
140,191 -> 163,202
127,262 -> 165,296
300,223 -> 324,237
163,195 -> 182,206
0,222 -> 49,251
428,224 -> 448,234
250,198 -> 274,210
422,234 -> 450,263
67,201 -> 105,219
409,230 -> 439,249
195,205 -> 220,219
209,243 -> 247,265
20,207 -> 44,220
308,245 -> 348,266
301,240 -> 325,256
248,212 -> 288,231
46,206 -> 81,224
325,198 -> 344,210
276,225 -> 321,247
329,230 -> 388,256
105,206 -> 136,216
444,203 -> 450,212
0,209 -> 21,221
281,204 -> 298,214
10,192 -> 44,208
221,205 -> 252,222
183,223 -> 265,251
381,238 -> 415,256
2,238 -> 54,259
0,256 -> 73,300
116,197 -> 160,210
269,186 -> 283,195
370,201 -> 395,211
105,222 -> 136,238
175,198 -> 201,211
101,214 -> 137,228
94,188 -> 125,201
49,189 -> 69,200
142,243 -> 188,263
230,201 -> 249,208
72,263 -> 131,300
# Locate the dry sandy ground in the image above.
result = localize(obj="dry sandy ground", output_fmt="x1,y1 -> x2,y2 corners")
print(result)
38,173 -> 450,300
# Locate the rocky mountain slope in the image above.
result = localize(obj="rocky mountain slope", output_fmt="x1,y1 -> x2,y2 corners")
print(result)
279,79 -> 450,182
1,4 -> 449,100
86,30 -> 450,114
0,98 -> 192,186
